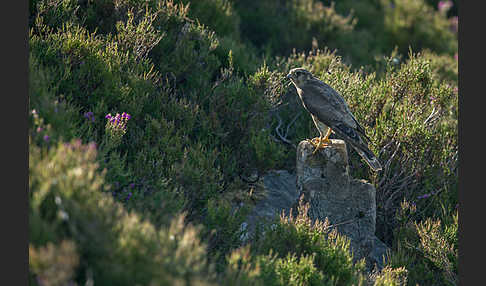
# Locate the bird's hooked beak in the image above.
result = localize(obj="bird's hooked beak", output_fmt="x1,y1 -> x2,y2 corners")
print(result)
286,73 -> 293,87
286,73 -> 292,80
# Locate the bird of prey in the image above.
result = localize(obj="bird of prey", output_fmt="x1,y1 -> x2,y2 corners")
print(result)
286,67 -> 382,171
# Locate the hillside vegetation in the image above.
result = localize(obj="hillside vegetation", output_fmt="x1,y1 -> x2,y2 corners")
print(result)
29,0 -> 458,285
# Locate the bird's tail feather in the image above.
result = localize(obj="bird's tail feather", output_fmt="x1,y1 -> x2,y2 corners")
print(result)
354,146 -> 382,171
332,123 -> 382,171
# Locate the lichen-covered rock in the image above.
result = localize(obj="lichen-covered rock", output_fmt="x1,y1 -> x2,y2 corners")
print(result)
369,236 -> 390,271
296,139 -> 379,265
241,139 -> 389,271
241,170 -> 300,242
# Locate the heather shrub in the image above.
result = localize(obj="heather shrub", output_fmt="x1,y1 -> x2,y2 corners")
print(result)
29,0 -> 280,226
247,197 -> 368,286
226,246 -> 329,286
380,0 -> 457,57
179,0 -> 240,38
29,240 -> 80,286
223,199 -> 407,285
371,266 -> 408,286
233,0 -> 356,57
421,49 -> 458,85
29,55 -> 81,147
29,0 -> 458,284
387,201 -> 458,285
261,48 -> 457,242
321,0 -> 458,67
415,214 -> 458,285
29,139 -> 216,285
201,199 -> 249,273
214,36 -> 261,75
176,0 -> 261,73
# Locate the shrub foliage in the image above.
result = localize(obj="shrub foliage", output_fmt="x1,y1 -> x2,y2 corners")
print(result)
29,0 -> 457,285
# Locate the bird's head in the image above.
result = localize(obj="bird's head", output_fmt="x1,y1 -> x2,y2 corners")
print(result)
286,68 -> 314,87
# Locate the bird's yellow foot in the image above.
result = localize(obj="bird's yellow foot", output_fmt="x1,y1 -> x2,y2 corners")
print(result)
308,137 -> 331,154
307,137 -> 321,146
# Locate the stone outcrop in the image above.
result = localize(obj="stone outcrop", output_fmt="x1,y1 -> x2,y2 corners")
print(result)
241,170 -> 300,242
296,139 -> 385,268
241,139 -> 389,271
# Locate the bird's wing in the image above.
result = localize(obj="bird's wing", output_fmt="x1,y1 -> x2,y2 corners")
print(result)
302,79 -> 373,143
300,79 -> 358,130
296,78 -> 381,171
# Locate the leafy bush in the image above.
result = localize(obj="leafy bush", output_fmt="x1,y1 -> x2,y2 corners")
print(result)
248,197 -> 367,286
257,48 -> 457,247
224,198 -> 407,285
29,240 -> 80,286
380,0 -> 457,56
325,0 -> 458,67
29,0 -> 457,284
29,0 -> 280,224
180,0 -> 240,39
422,49 -> 458,85
372,266 -> 408,286
226,247 -> 329,286
233,0 -> 356,58
387,201 -> 458,285
29,139 -> 216,285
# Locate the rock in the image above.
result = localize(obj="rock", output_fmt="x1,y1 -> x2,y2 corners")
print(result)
368,236 -> 390,271
241,170 -> 299,242
240,139 -> 389,272
296,139 -> 377,264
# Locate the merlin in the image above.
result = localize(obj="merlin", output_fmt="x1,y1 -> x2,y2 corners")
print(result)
287,67 -> 382,171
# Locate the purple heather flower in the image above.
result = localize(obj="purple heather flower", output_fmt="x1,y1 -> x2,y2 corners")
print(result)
438,0 -> 453,12
129,183 -> 135,188
126,192 -> 132,201
88,142 -> 97,150
71,139 -> 82,148
438,1 -> 444,10
84,111 -> 95,122
43,135 -> 50,142
418,193 -> 431,200
105,113 -> 112,119
36,127 -> 43,133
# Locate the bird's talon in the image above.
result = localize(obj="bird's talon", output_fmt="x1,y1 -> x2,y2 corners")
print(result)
311,143 -> 330,154
307,137 -> 321,147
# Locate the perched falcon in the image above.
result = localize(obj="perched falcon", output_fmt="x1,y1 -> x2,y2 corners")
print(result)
286,67 -> 382,171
